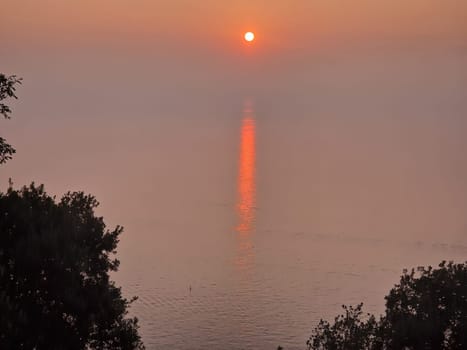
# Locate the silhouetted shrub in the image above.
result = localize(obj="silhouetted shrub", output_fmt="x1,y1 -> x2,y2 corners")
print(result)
0,184 -> 144,349
308,261 -> 467,350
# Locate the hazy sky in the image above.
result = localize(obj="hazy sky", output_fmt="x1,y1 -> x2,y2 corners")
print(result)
2,0 -> 466,101
3,0 -> 467,50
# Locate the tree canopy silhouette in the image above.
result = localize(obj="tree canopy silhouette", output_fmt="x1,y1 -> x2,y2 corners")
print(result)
308,261 -> 467,350
0,184 -> 144,349
0,73 -> 21,164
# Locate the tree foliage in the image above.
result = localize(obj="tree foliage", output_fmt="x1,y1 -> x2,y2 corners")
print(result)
0,73 -> 22,164
0,184 -> 144,349
308,261 -> 467,350
307,304 -> 383,350
384,261 -> 467,349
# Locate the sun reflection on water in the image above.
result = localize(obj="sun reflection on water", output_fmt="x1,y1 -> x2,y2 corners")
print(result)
235,101 -> 257,270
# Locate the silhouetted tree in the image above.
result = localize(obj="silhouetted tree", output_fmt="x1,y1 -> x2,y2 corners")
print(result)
308,261 -> 467,350
0,73 -> 21,164
307,304 -> 383,350
0,184 -> 144,349
384,261 -> 467,349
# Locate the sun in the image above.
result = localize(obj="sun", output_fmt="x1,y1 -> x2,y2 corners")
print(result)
244,32 -> 255,42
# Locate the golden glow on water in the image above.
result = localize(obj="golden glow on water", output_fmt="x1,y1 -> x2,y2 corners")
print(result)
237,105 -> 256,234
235,102 -> 257,270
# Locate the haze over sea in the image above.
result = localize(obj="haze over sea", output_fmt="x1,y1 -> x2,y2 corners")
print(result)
2,1 -> 467,348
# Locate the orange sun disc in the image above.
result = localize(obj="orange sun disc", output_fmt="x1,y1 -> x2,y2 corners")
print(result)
244,32 -> 255,42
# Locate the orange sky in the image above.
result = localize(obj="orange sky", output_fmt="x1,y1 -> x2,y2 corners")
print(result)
3,0 -> 467,54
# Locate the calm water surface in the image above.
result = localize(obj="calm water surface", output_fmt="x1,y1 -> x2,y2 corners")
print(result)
111,99 -> 467,350
2,52 -> 467,350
